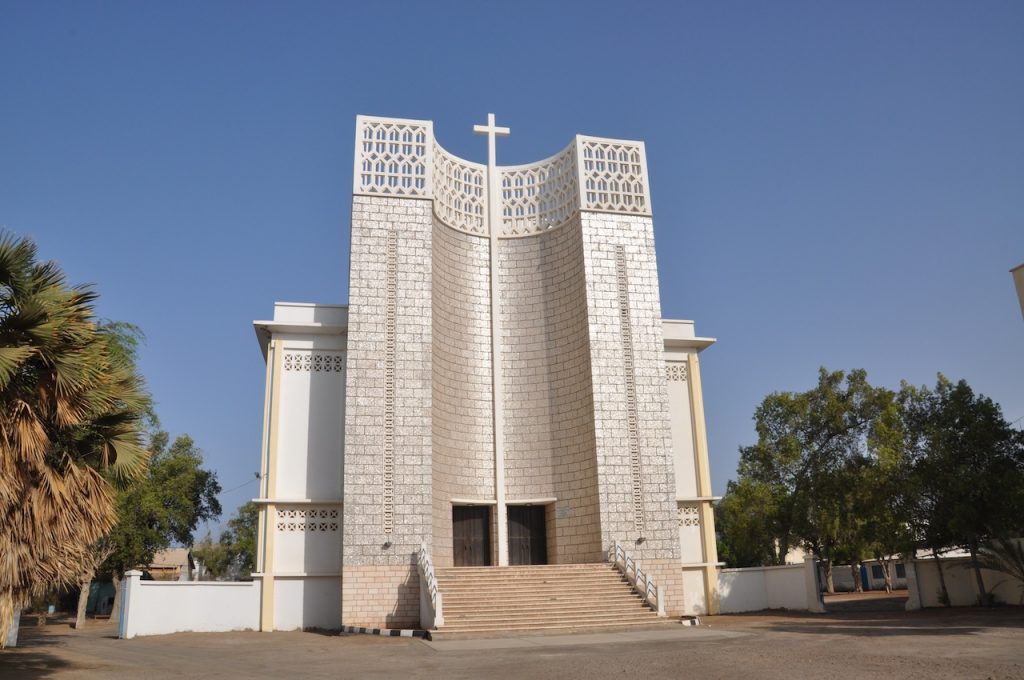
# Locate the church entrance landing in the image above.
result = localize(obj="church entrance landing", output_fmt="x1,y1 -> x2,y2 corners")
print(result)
453,506 -> 491,566
507,505 -> 547,566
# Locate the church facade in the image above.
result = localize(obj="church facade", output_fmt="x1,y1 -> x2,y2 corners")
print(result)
251,115 -> 720,631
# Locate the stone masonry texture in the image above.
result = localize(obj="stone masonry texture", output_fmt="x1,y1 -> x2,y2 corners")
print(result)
343,196 -> 433,622
340,180 -> 689,621
498,217 -> 603,563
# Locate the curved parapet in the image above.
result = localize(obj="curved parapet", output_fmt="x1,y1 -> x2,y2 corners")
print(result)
498,143 -> 577,237
353,115 -> 651,238
433,141 -> 486,236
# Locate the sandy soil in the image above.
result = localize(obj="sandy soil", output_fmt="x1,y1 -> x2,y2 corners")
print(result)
2,602 -> 1022,680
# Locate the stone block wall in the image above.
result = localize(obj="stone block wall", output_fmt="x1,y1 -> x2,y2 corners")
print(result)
580,212 -> 679,565
340,563 -> 420,628
499,218 -> 603,563
639,559 -> 686,616
431,219 -> 495,567
342,195 -> 433,622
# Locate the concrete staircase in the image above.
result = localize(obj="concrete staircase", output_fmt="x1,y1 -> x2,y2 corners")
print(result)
432,563 -> 666,637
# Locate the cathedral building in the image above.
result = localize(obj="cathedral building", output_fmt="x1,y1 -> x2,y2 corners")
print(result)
251,115 -> 719,632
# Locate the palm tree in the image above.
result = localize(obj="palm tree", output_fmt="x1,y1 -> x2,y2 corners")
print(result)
978,539 -> 1024,605
0,233 -> 150,645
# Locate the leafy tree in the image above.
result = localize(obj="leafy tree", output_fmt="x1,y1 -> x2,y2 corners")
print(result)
900,376 -> 1024,605
731,368 -> 894,591
0,234 -> 150,646
859,464 -> 915,593
219,501 -> 258,576
194,501 -> 259,580
107,432 -> 221,621
192,535 -> 230,578
715,479 -> 783,567
74,431 -> 222,627
858,399 -> 916,593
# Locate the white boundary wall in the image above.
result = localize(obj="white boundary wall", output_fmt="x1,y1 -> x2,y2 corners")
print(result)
119,570 -> 260,639
906,556 -> 1024,609
718,557 -> 824,614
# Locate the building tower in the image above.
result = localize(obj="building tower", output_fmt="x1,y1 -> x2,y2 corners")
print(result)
252,115 -> 720,630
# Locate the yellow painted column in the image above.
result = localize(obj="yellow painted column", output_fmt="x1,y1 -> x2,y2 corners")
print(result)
259,339 -> 284,632
687,351 -> 720,615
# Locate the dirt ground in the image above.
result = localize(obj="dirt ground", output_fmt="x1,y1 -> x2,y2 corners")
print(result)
2,600 -> 1023,680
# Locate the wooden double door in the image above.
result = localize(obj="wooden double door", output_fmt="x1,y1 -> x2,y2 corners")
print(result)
453,506 -> 491,566
452,505 -> 548,566
507,505 -> 548,566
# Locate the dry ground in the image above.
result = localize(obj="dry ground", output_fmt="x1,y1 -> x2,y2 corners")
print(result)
2,601 -> 1022,680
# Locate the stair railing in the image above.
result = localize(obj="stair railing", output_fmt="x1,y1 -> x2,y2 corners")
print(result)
417,542 -> 444,628
609,541 -> 666,617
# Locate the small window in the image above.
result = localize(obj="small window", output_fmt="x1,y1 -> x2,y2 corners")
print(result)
895,563 -> 906,579
871,565 -> 884,579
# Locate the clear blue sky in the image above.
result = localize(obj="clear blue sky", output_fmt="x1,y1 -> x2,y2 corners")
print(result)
2,1 -> 1022,536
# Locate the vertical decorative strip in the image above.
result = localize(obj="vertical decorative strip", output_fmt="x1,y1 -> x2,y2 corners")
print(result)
382,231 -> 397,535
615,245 -> 644,531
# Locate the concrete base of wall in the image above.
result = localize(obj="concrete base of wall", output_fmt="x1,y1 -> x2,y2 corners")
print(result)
341,564 -> 421,628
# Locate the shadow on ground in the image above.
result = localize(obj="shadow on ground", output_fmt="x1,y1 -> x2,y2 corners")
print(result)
1,616 -> 79,680
824,592 -> 908,613
708,604 -> 1024,638
0,650 -> 75,680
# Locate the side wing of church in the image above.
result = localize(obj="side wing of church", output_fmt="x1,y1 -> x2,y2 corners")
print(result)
251,115 -> 719,631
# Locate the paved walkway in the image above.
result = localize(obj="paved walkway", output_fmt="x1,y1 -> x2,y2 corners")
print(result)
423,625 -> 745,651
3,608 -> 1023,679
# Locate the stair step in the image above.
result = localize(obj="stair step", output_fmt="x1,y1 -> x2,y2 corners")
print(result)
446,610 -> 655,622
443,596 -> 643,607
445,604 -> 642,613
442,614 -> 655,622
443,595 -> 648,605
439,584 -> 631,593
434,620 -> 674,637
428,563 -> 659,637
438,576 -> 621,581
437,570 -> 617,577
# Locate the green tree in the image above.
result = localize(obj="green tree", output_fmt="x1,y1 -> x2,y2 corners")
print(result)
715,479 -> 783,567
0,234 -> 150,646
731,368 -> 894,591
194,501 -> 259,580
900,376 -> 1024,605
74,431 -> 222,627
858,467 -> 915,593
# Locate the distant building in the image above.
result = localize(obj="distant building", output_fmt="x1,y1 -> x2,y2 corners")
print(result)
147,548 -> 196,581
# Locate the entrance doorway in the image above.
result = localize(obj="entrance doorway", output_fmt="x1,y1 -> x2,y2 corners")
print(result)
452,506 -> 491,566
508,505 -> 547,565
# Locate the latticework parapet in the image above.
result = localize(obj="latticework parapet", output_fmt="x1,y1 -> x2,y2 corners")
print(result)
353,115 -> 651,237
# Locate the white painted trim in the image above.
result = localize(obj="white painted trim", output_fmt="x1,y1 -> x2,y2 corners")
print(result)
251,572 -> 342,578
719,564 -> 806,573
477,113 -> 510,567
253,322 -> 348,334
136,581 -> 255,587
252,498 -> 344,505
449,496 -> 557,507
272,302 -> 348,309
663,337 -> 716,351
681,561 -> 727,568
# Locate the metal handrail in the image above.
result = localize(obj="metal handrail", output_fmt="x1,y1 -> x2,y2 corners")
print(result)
417,543 -> 444,627
609,541 -> 666,616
